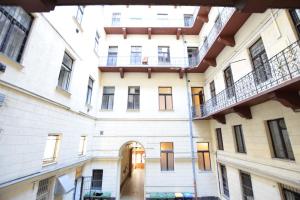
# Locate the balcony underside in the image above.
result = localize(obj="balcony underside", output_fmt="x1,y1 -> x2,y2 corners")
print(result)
99,66 -> 186,78
104,7 -> 210,38
187,11 -> 251,73
3,0 -> 300,13
194,77 -> 300,124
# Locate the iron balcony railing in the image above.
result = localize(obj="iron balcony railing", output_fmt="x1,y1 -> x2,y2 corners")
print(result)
107,7 -> 200,28
100,56 -> 199,68
81,176 -> 103,199
198,7 -> 236,63
193,40 -> 300,118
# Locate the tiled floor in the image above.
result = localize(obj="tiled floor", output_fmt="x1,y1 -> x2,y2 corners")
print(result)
121,169 -> 144,200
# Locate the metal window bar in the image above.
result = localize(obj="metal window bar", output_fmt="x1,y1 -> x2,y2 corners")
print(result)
199,40 -> 300,118
197,7 -> 236,63
36,178 -> 50,200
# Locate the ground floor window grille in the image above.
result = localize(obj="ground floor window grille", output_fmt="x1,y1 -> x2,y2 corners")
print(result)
36,178 -> 50,200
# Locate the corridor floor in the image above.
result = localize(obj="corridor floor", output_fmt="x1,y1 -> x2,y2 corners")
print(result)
120,169 -> 144,200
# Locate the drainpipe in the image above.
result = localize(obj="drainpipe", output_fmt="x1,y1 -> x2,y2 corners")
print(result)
185,72 -> 198,200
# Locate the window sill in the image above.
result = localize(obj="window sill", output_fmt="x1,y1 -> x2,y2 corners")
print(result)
197,170 -> 213,174
100,109 -> 113,112
56,86 -> 72,97
159,109 -> 174,112
72,16 -> 84,32
0,53 -> 24,70
126,109 -> 140,112
271,157 -> 296,163
86,104 -> 93,110
42,161 -> 57,167
78,153 -> 86,157
161,170 -> 175,173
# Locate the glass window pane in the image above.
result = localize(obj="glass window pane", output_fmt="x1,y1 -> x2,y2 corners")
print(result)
128,95 -> 134,109
108,95 -> 114,110
134,94 -> 140,109
167,153 -> 174,170
165,96 -> 173,110
198,152 -> 204,170
161,142 -> 173,151
159,87 -> 172,94
204,152 -> 211,170
159,96 -> 165,110
2,25 -> 25,60
104,87 -> 115,94
197,142 -> 209,151
268,120 -> 286,158
161,152 -> 167,171
0,13 -> 10,46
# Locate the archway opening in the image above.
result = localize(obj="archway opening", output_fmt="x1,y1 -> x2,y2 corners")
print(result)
119,141 -> 145,200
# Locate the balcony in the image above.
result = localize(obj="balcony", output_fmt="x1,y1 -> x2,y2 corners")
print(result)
104,6 -> 210,39
187,7 -> 251,73
193,40 -> 300,123
99,56 -> 199,78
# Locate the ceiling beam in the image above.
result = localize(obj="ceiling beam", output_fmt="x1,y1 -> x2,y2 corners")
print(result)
3,0 -> 300,13
179,68 -> 185,79
217,35 -> 236,47
272,91 -> 300,111
232,106 -> 252,119
203,58 -> 217,67
147,68 -> 152,79
212,115 -> 226,124
119,68 -> 124,78
148,28 -> 152,40
197,14 -> 209,23
122,28 -> 127,39
176,28 -> 182,40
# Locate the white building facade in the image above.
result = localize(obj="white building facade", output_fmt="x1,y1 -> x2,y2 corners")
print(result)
0,4 -> 299,200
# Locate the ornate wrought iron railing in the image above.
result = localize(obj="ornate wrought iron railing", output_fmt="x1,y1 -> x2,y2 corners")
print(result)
193,40 -> 300,118
99,56 -> 199,68
197,7 -> 236,63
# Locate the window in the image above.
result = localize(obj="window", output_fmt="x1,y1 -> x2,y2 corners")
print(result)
187,47 -> 198,66
290,9 -> 300,37
94,31 -> 100,53
210,81 -> 217,106
91,169 -> 103,190
249,38 -> 271,84
197,142 -> 211,171
0,6 -> 33,61
107,46 -> 118,66
36,178 -> 50,200
75,6 -> 85,24
127,86 -> 140,110
220,164 -> 229,198
101,86 -> 115,110
130,46 -> 142,65
43,135 -> 60,164
267,118 -> 295,160
224,66 -> 235,98
240,171 -> 254,200
191,87 -> 204,117
233,125 -> 246,153
158,46 -> 170,64
159,87 -> 173,110
112,12 -> 121,26
216,128 -> 224,150
282,185 -> 300,200
78,136 -> 87,155
57,52 -> 73,91
160,142 -> 174,171
184,14 -> 193,26
85,77 -> 94,105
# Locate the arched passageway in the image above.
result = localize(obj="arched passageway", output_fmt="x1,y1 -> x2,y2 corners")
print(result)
119,141 -> 145,200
